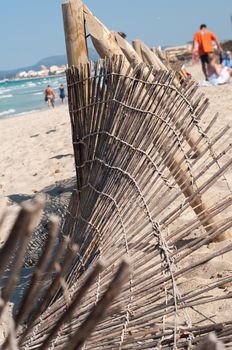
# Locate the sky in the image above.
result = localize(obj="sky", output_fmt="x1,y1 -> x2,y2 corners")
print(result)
0,0 -> 231,70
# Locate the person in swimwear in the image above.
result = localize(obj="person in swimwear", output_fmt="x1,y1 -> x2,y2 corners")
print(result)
59,84 -> 65,104
44,85 -> 55,108
207,54 -> 232,85
222,51 -> 232,68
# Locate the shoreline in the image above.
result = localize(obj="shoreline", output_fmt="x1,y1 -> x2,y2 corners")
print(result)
0,74 -> 67,120
0,102 -> 68,121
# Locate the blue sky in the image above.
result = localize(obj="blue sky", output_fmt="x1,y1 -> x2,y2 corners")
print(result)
1,0 -> 231,70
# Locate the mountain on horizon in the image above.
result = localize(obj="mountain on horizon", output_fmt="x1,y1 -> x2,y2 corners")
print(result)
0,48 -> 99,79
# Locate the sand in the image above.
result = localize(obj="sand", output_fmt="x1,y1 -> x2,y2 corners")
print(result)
0,105 -> 74,195
0,64 -> 232,344
187,63 -> 232,128
0,104 -> 75,241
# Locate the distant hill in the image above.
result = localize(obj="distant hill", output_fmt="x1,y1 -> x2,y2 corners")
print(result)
0,48 -> 99,79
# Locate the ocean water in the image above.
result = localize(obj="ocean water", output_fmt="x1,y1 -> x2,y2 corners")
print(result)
0,75 -> 66,119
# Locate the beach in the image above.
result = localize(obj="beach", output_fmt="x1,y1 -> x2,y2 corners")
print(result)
0,104 -> 75,242
1,65 -> 232,195
1,64 -> 232,238
1,63 -> 232,342
1,64 -> 232,222
0,75 -> 66,119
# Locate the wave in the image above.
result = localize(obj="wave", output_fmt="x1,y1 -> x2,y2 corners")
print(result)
0,94 -> 13,99
14,109 -> 39,117
0,109 -> 16,117
0,89 -> 12,95
17,82 -> 37,89
33,92 -> 43,95
26,82 -> 37,87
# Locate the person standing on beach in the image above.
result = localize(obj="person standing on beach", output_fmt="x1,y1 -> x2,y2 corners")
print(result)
59,84 -> 65,104
44,85 -> 55,108
192,24 -> 222,80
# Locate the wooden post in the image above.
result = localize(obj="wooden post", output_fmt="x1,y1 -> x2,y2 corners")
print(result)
62,0 -> 89,205
140,41 -> 167,70
62,0 -> 89,67
83,5 -> 130,72
151,46 -> 188,78
151,47 -> 171,68
166,152 -> 224,238
113,32 -> 143,66
132,39 -> 143,59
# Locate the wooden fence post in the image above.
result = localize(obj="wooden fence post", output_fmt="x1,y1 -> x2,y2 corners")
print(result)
62,0 -> 89,203
113,32 -> 143,66
62,0 -> 89,67
83,5 -> 130,72
140,41 -> 167,70
132,39 -> 143,59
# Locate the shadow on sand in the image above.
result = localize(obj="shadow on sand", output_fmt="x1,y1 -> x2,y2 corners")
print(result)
6,177 -> 76,267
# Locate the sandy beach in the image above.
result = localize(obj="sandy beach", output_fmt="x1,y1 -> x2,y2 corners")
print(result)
0,105 -> 74,195
0,104 -> 75,241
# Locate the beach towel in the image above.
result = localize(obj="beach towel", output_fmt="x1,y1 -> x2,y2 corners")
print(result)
208,67 -> 230,85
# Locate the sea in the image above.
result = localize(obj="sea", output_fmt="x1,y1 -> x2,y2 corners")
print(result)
0,75 -> 66,120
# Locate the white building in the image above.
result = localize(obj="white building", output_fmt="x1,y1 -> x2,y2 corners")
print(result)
17,71 -> 28,78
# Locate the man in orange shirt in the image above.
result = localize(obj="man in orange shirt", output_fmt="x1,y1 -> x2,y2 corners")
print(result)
192,24 -> 222,80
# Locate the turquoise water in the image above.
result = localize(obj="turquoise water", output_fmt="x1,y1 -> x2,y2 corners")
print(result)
0,75 -> 66,119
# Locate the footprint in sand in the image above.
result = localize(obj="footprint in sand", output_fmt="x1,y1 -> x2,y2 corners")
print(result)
46,129 -> 56,135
